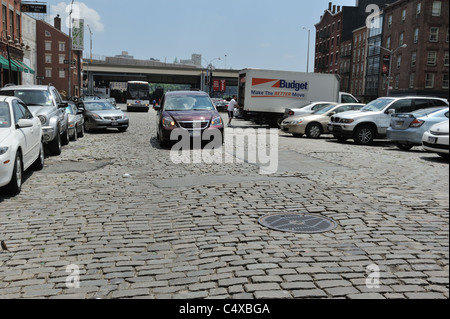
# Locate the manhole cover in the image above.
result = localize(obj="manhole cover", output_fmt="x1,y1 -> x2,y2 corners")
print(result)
259,214 -> 337,234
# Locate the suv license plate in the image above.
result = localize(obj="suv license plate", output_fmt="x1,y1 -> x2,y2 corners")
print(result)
111,121 -> 119,126
428,136 -> 438,144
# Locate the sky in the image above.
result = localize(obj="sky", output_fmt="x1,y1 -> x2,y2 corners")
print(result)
40,0 -> 358,72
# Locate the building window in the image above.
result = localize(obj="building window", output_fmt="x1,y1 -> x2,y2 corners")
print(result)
395,75 -> 400,89
386,37 -> 391,50
443,74 -> 449,89
429,27 -> 439,42
432,1 -> 442,16
401,9 -> 406,23
45,68 -> 52,78
409,73 -> 415,88
399,33 -> 404,46
427,51 -> 437,65
59,55 -> 65,64
414,28 -> 419,43
45,54 -> 52,64
411,52 -> 417,67
425,73 -> 435,88
388,15 -> 392,29
59,70 -> 65,78
416,3 -> 421,17
444,52 -> 449,66
397,55 -> 402,69
45,30 -> 51,37
59,42 -> 65,52
45,41 -> 51,51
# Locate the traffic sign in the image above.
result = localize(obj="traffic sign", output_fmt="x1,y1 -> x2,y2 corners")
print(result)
64,60 -> 76,65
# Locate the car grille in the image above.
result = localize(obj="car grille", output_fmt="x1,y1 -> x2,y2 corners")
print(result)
430,130 -> 448,136
103,116 -> 123,121
178,120 -> 209,130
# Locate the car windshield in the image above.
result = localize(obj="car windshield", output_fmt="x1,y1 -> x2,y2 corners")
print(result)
313,105 -> 336,115
0,102 -> 11,128
84,102 -> 116,112
165,95 -> 215,111
2,90 -> 53,107
361,98 -> 394,112
82,96 -> 100,101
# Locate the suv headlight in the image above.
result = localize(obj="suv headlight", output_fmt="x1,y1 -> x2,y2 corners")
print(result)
211,117 -> 223,126
162,117 -> 176,128
0,147 -> 9,155
38,115 -> 47,125
340,119 -> 354,124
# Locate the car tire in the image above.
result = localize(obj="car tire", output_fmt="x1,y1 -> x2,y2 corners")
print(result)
354,125 -> 375,145
48,129 -> 62,156
84,119 -> 91,133
306,123 -> 323,139
61,127 -> 70,146
32,141 -> 45,171
78,123 -> 85,138
396,143 -> 413,151
5,152 -> 22,195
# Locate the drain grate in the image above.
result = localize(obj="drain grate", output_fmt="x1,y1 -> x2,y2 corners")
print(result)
259,213 -> 337,234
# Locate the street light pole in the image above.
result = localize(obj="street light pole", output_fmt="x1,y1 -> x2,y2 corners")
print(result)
87,24 -> 93,95
303,27 -> 310,73
369,43 -> 407,97
68,0 -> 74,99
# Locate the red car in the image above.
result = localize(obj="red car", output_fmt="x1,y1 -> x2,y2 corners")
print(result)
155,91 -> 224,147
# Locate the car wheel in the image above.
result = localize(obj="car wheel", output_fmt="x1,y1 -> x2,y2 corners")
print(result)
78,123 -> 85,138
5,152 -> 22,195
306,123 -> 322,139
396,143 -> 413,151
354,125 -> 375,145
48,129 -> 62,156
61,127 -> 70,146
70,126 -> 78,141
84,119 -> 91,133
32,141 -> 45,171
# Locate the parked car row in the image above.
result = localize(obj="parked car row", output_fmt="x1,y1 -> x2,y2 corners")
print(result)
281,96 -> 449,158
0,85 -> 129,196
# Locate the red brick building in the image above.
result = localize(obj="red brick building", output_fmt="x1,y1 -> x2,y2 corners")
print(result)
36,15 -> 80,98
0,0 -> 24,86
381,0 -> 449,98
350,26 -> 368,100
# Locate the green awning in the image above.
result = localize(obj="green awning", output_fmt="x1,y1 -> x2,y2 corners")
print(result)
10,59 -> 24,72
15,60 -> 35,74
0,56 -> 20,71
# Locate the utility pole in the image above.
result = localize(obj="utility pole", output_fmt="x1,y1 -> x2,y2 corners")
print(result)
68,0 -> 74,99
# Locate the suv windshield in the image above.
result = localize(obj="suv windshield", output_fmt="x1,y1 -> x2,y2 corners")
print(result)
361,98 -> 394,112
165,95 -> 215,111
2,90 -> 53,107
84,101 -> 116,112
0,102 -> 11,128
313,105 -> 336,115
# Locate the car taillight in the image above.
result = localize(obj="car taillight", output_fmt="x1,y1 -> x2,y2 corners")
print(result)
410,119 -> 424,128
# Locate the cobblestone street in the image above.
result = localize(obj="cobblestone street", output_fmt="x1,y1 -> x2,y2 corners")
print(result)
0,107 -> 448,299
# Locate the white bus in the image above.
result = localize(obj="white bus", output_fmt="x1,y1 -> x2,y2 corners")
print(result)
126,81 -> 150,112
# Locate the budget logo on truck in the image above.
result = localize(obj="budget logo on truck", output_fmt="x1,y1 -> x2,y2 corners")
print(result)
252,78 -> 309,92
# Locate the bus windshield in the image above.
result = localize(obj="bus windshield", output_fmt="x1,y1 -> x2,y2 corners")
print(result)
126,82 -> 150,100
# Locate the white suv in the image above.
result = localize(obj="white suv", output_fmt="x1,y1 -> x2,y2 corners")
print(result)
328,97 -> 449,145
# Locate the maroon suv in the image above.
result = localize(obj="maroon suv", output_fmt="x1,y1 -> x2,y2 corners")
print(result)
155,91 -> 224,147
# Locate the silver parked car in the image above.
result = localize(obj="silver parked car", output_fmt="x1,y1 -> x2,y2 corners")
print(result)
422,120 -> 449,158
77,100 -> 129,132
65,103 -> 85,141
387,107 -> 449,150
0,85 -> 70,155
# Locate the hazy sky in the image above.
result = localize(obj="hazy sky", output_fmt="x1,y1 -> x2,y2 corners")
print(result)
42,0 -> 358,71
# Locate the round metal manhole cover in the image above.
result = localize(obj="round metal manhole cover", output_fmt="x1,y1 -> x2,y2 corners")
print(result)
259,214 -> 337,234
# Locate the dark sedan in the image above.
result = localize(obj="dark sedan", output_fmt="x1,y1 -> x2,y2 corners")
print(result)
155,91 -> 224,147
77,100 -> 129,133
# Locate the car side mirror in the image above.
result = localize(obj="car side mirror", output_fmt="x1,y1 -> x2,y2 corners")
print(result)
386,109 -> 395,115
328,112 -> 336,117
58,102 -> 69,109
17,119 -> 34,128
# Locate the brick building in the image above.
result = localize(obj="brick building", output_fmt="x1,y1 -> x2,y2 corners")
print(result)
36,15 -> 81,98
0,0 -> 24,86
350,26 -> 368,100
381,0 -> 449,98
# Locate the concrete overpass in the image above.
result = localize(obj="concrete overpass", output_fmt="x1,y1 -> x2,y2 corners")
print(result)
84,57 -> 240,93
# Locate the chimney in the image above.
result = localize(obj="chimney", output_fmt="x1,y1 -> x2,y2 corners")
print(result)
328,2 -> 332,11
337,6 -> 341,12
333,5 -> 336,13
54,14 -> 61,31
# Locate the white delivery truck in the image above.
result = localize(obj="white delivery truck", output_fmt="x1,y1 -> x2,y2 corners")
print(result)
237,69 -> 358,126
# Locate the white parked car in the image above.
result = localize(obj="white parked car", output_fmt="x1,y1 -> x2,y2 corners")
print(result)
422,120 -> 449,158
0,97 -> 44,195
284,102 -> 338,118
